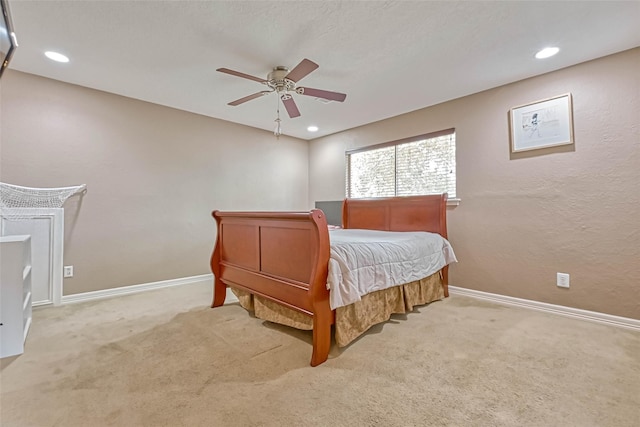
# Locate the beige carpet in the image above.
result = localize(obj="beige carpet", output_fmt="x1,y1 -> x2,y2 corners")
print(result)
1,281 -> 639,427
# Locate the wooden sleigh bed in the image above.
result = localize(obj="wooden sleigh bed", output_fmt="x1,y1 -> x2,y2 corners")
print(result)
210,194 -> 454,366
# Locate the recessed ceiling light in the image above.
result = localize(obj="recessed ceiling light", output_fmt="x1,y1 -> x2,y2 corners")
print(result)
307,126 -> 319,132
45,51 -> 69,63
535,47 -> 559,59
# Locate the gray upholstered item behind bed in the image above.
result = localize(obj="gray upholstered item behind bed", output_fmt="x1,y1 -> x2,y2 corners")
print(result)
314,200 -> 343,226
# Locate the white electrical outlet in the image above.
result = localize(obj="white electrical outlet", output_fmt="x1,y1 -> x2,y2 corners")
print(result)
63,265 -> 74,278
557,272 -> 570,288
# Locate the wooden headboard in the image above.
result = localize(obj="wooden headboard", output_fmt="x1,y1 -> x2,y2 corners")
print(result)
342,194 -> 448,239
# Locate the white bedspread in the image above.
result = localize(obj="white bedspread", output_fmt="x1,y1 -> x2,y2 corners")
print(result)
327,229 -> 457,310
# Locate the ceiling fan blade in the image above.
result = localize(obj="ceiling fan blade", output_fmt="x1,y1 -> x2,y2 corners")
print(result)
217,68 -> 267,84
284,58 -> 319,83
296,87 -> 347,102
228,91 -> 272,106
280,94 -> 301,118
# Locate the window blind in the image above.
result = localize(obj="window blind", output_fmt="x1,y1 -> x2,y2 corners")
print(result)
347,146 -> 395,198
346,130 -> 456,199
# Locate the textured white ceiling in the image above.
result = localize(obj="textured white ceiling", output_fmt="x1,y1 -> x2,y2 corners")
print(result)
6,1 -> 640,140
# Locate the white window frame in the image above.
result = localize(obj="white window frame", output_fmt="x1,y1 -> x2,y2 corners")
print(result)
345,128 -> 459,206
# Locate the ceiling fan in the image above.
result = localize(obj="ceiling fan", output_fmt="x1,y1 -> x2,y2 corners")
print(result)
216,58 -> 347,120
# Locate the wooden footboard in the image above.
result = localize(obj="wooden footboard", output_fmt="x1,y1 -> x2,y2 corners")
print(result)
210,210 -> 333,366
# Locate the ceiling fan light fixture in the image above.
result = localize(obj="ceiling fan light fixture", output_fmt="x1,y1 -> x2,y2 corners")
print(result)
535,47 -> 559,59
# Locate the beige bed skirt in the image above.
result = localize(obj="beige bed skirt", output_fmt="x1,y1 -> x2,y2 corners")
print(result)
231,271 -> 445,347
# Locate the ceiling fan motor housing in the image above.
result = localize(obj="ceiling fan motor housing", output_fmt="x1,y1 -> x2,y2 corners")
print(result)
267,66 -> 295,93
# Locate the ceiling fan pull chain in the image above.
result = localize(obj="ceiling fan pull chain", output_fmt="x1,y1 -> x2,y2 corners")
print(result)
274,94 -> 282,139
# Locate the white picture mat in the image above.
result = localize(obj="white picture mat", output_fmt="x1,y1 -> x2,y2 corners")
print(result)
510,93 -> 573,152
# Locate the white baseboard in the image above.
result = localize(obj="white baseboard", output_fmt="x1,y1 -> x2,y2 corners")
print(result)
61,273 -> 215,305
449,286 -> 640,332
225,291 -> 239,304
59,278 -> 638,332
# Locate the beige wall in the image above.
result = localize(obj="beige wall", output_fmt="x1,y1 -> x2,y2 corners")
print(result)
309,48 -> 640,319
1,71 -> 309,295
2,49 -> 638,319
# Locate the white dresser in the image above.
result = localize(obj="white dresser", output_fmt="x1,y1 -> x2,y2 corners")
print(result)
1,235 -> 33,358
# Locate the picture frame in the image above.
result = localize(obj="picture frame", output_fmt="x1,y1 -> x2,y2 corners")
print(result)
509,93 -> 574,153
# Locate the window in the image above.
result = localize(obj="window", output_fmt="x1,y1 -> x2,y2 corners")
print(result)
346,129 -> 456,199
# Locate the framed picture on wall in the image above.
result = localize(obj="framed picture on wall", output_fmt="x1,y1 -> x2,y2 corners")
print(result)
509,93 -> 574,153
